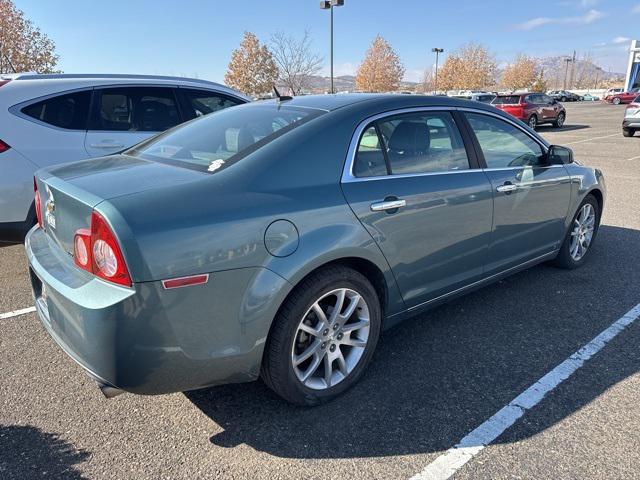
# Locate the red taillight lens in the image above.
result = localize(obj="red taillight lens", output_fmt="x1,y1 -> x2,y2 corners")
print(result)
0,139 -> 10,153
34,178 -> 43,229
73,212 -> 132,287
90,212 -> 131,286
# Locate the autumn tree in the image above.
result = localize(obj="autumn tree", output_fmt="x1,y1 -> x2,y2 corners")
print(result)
501,55 -> 539,91
0,0 -> 59,73
436,43 -> 496,91
531,68 -> 549,92
270,30 -> 322,95
224,32 -> 278,97
355,35 -> 405,92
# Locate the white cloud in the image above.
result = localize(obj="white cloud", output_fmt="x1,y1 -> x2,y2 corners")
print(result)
319,62 -> 357,77
633,4 -> 640,13
515,9 -> 606,30
613,36 -> 631,44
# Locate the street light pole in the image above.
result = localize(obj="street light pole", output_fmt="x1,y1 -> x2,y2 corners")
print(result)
320,0 -> 344,94
563,58 -> 571,90
431,47 -> 444,94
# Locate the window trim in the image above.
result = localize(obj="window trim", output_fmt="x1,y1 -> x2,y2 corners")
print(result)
9,87 -> 94,132
343,107 -> 482,183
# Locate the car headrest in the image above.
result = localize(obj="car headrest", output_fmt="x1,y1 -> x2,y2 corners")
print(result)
388,121 -> 430,153
224,127 -> 255,153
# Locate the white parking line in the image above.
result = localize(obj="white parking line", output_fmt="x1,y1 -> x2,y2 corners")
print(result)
0,306 -> 36,320
410,303 -> 640,480
564,133 -> 620,145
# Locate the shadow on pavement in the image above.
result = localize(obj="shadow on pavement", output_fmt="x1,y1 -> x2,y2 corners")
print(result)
540,124 -> 590,133
187,225 -> 640,459
0,425 -> 89,479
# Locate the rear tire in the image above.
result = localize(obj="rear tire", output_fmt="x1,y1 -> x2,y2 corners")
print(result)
623,128 -> 635,137
262,265 -> 382,406
527,115 -> 538,129
551,195 -> 600,270
613,97 -> 621,105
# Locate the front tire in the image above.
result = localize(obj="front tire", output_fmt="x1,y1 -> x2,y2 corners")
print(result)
553,112 -> 565,128
613,97 -> 621,105
528,115 -> 538,129
551,195 -> 601,269
623,128 -> 635,137
262,266 -> 382,406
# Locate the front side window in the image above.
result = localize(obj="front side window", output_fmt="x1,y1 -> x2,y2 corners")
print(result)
354,111 -> 470,177
91,87 -> 180,132
22,90 -> 91,130
128,104 -> 321,173
465,112 -> 545,168
180,89 -> 243,120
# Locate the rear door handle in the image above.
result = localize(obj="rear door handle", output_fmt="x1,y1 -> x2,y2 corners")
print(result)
370,199 -> 406,211
496,183 -> 518,193
90,142 -> 125,149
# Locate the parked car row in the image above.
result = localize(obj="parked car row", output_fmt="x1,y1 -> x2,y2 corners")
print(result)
0,73 -> 249,240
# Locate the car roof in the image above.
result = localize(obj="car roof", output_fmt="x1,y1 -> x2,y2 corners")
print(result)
0,72 -> 250,100
259,93 -> 482,112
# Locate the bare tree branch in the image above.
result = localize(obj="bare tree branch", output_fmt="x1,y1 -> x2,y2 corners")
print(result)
270,30 -> 323,95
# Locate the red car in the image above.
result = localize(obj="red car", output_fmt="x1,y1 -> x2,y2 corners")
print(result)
491,93 -> 566,129
604,87 -> 640,105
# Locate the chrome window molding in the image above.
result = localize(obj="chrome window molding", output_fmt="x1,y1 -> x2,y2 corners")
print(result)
341,106 -> 553,184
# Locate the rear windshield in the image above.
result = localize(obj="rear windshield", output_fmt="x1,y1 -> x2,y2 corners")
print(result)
127,103 -> 323,173
491,96 -> 522,105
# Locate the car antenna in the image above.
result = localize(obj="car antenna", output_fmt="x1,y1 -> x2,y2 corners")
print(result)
273,86 -> 292,102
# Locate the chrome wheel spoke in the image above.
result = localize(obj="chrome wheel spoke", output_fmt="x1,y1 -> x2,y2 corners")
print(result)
335,349 -> 348,376
299,352 -> 323,382
312,302 -> 329,330
341,335 -> 367,348
298,322 -> 322,338
328,288 -> 346,325
323,354 -> 333,387
342,319 -> 370,333
294,340 -> 321,366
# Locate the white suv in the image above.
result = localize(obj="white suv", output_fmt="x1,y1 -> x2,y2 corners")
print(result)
0,73 -> 249,241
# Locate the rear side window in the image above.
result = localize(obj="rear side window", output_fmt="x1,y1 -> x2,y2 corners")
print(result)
22,90 -> 91,130
128,104 -> 322,173
91,87 -> 180,132
179,89 -> 243,120
354,111 -> 470,177
492,96 -> 522,105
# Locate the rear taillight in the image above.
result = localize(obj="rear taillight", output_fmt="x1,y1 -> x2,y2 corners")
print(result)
73,212 -> 132,287
34,178 -> 44,229
0,139 -> 10,153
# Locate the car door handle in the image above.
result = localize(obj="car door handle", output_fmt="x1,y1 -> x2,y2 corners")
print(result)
90,142 -> 125,149
496,183 -> 518,193
370,199 -> 406,211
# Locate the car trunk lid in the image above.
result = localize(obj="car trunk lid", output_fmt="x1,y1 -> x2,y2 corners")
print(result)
35,154 -> 207,255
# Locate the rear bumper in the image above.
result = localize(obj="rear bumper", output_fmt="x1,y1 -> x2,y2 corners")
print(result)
26,226 -> 290,395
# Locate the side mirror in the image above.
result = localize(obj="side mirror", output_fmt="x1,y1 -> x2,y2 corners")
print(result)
548,145 -> 573,165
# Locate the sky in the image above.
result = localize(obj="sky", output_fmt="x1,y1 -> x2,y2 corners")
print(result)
13,0 -> 640,83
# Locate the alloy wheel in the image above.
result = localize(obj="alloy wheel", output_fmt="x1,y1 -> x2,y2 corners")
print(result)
569,203 -> 596,261
528,116 -> 537,129
291,288 -> 370,390
556,113 -> 565,127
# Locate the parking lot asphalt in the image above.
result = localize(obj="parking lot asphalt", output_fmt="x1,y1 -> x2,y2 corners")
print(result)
1,102 -> 639,480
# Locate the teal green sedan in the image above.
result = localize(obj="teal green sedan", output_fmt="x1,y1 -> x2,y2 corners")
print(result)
26,94 -> 606,405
